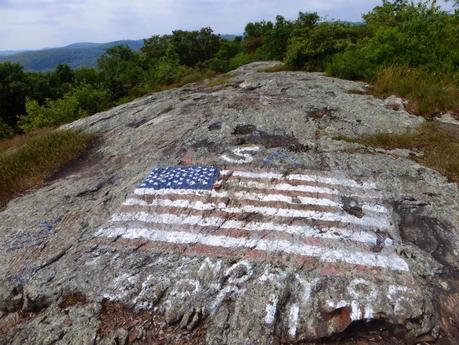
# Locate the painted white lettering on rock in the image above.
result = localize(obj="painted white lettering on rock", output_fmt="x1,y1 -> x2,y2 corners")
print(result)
348,279 -> 378,303
265,294 -> 279,325
288,304 -> 300,338
221,146 -> 260,164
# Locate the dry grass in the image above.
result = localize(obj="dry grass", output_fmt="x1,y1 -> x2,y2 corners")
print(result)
153,69 -> 219,91
205,73 -> 233,87
0,129 -> 95,207
372,66 -> 459,118
258,64 -> 291,73
0,128 -> 52,153
339,122 -> 459,183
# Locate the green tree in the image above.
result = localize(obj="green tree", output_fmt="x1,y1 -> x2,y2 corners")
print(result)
143,28 -> 222,68
199,38 -> 243,72
0,62 -> 29,127
241,12 -> 319,60
98,45 -> 145,100
74,67 -> 102,86
142,35 -> 172,61
291,12 -> 320,36
48,64 -> 75,98
170,28 -> 221,67
24,72 -> 54,104
329,0 -> 459,79
285,22 -> 363,70
243,20 -> 273,53
72,83 -> 111,115
146,46 -> 184,85
262,16 -> 294,60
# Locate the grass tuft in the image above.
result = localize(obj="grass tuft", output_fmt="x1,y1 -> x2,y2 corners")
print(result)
0,129 -> 95,207
337,122 -> 459,183
205,73 -> 233,87
372,66 -> 459,118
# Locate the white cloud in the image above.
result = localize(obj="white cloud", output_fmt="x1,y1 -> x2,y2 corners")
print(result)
0,0 -> 454,50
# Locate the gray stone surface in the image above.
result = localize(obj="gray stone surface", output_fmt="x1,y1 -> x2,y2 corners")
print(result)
0,62 -> 458,344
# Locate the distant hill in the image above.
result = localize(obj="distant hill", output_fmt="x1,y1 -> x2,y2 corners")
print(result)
221,34 -> 240,41
0,50 -> 26,56
0,40 -> 144,72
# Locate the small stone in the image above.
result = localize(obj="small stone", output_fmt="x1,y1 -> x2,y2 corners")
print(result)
0,280 -> 23,313
384,95 -> 406,111
439,281 -> 449,290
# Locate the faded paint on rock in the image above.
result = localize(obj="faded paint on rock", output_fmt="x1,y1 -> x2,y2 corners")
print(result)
94,144 -> 424,341
2,62 -> 455,345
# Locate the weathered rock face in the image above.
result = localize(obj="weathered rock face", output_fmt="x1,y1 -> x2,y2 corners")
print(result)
1,62 -> 458,345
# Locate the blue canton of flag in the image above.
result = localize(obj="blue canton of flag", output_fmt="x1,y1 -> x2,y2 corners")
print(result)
138,166 -> 220,190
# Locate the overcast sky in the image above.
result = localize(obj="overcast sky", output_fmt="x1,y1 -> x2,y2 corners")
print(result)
0,0 -> 455,50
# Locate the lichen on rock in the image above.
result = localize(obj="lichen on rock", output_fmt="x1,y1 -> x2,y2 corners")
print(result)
0,62 -> 458,345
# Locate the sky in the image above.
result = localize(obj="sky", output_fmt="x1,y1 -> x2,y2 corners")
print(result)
0,0 -> 455,50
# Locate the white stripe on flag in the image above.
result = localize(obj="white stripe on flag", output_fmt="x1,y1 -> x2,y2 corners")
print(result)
133,188 -> 388,214
220,170 -> 377,189
135,188 -> 339,207
96,227 -> 409,272
109,211 -> 382,245
123,198 -> 391,228
232,180 -> 340,195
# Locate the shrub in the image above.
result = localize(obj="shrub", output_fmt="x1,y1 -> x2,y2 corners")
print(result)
72,83 -> 111,115
149,59 -> 185,86
228,53 -> 258,70
285,22 -> 363,71
328,1 -> 459,80
18,94 -> 86,132
326,49 -> 373,80
198,57 -> 232,73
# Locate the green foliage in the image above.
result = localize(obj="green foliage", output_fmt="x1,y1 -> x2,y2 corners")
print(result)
0,62 -> 28,127
18,95 -> 86,132
329,1 -> 459,80
199,39 -> 244,72
0,120 -> 14,139
2,1 -> 459,133
285,22 -> 364,70
74,67 -> 102,85
146,49 -> 184,86
143,28 -> 221,68
228,53 -> 258,70
98,45 -> 145,100
243,12 -> 320,60
72,83 -> 111,115
326,48 -> 371,80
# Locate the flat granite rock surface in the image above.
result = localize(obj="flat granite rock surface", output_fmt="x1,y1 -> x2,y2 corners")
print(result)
1,62 -> 458,345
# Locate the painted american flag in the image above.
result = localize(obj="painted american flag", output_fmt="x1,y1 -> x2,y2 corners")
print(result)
97,165 -> 410,273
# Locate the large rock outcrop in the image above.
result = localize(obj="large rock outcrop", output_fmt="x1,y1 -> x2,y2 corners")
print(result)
1,62 -> 458,345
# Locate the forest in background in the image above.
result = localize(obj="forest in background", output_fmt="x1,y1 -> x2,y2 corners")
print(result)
1,0 -> 458,139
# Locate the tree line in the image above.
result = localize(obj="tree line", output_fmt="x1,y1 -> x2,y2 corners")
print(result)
1,0 -> 458,138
